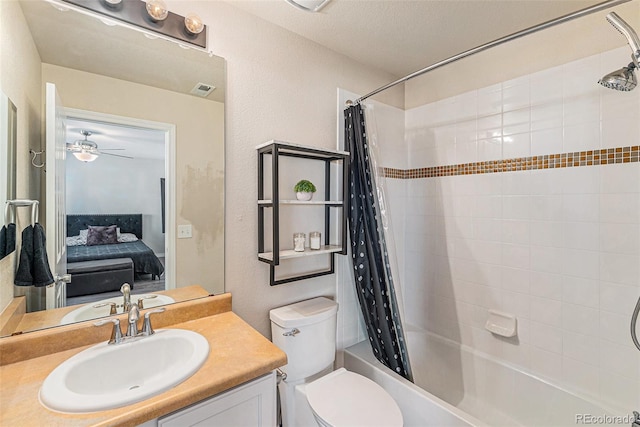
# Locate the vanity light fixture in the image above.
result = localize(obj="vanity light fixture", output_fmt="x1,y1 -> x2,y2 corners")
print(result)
145,0 -> 168,22
184,13 -> 205,35
60,0 -> 207,49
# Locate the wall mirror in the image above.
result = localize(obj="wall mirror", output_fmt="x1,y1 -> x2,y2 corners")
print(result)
0,92 -> 17,243
2,0 -> 225,336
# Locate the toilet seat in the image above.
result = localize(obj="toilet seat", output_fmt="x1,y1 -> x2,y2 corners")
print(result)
305,368 -> 403,427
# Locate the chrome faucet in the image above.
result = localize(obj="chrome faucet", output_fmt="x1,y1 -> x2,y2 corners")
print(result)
121,283 -> 132,313
127,303 -> 140,337
94,303 -> 165,345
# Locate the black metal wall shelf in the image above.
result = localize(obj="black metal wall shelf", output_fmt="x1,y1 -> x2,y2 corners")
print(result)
257,140 -> 349,286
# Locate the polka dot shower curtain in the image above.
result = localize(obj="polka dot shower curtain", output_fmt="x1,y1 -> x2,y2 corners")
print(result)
344,104 -> 412,381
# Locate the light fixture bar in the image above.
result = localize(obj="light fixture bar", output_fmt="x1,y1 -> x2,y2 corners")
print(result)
61,0 -> 206,49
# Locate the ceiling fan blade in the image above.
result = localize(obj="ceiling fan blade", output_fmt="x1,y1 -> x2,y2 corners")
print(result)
99,151 -> 134,159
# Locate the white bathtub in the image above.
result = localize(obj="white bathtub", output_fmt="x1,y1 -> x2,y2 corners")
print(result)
344,327 -> 629,427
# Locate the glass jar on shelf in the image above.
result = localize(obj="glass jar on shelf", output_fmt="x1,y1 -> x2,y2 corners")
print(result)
293,233 -> 306,252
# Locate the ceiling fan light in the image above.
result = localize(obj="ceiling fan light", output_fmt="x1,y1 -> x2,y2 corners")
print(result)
146,0 -> 169,22
73,151 -> 98,162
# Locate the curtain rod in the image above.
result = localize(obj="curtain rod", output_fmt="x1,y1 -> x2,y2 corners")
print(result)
354,0 -> 632,104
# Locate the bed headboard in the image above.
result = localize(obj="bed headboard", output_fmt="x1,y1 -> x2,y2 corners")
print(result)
66,214 -> 143,239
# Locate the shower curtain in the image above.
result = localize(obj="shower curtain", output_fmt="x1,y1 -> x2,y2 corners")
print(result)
344,104 -> 412,381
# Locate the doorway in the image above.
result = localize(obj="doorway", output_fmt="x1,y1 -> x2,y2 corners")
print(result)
62,108 -> 176,304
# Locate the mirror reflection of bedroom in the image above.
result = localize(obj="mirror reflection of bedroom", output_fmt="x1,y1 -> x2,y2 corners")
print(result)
63,116 -> 168,307
2,0 -> 225,334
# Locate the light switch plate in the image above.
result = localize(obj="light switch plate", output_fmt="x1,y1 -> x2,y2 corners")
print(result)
178,224 -> 192,239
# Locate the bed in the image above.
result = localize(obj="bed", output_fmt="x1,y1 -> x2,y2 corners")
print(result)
66,214 -> 164,280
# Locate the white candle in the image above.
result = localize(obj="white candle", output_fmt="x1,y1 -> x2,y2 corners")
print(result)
293,233 -> 305,252
309,231 -> 321,250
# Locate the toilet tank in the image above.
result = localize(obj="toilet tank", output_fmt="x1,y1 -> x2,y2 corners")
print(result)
270,297 -> 338,382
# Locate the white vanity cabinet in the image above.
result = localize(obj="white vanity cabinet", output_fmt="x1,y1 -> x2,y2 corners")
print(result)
141,371 -> 277,427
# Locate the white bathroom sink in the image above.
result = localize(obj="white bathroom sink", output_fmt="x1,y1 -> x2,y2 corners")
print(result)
39,329 -> 209,413
60,294 -> 175,325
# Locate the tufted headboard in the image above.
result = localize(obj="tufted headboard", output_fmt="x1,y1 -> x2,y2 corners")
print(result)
66,214 -> 143,239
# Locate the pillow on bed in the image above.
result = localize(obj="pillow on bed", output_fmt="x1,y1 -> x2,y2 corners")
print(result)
86,225 -> 118,246
79,229 -> 88,239
66,235 -> 86,247
118,233 -> 138,243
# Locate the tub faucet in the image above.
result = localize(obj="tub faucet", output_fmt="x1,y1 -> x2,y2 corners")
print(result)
121,283 -> 132,313
126,303 -> 140,338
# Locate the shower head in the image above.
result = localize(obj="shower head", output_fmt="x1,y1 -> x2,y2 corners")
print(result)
598,62 -> 637,91
599,12 -> 640,91
606,12 -> 640,64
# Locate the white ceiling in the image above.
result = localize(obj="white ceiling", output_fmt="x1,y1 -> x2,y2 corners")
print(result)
65,118 -> 166,161
20,0 -> 226,103
228,0 -> 605,78
19,0 -> 223,162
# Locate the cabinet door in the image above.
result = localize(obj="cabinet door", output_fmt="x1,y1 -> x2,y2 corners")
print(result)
158,372 -> 276,427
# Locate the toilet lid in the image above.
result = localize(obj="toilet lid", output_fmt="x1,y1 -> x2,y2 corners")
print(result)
305,368 -> 403,427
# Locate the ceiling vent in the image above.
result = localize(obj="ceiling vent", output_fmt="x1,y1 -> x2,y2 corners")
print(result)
190,83 -> 216,97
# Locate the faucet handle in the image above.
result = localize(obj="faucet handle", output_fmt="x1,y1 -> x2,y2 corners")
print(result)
92,302 -> 117,315
142,307 -> 166,336
94,318 -> 122,344
137,294 -> 158,309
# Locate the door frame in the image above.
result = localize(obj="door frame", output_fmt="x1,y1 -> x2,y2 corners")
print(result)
63,107 -> 177,290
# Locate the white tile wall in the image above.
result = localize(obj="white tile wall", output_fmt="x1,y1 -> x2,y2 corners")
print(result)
399,47 -> 640,411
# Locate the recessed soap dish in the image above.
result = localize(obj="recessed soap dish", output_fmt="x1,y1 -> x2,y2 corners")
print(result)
485,309 -> 517,338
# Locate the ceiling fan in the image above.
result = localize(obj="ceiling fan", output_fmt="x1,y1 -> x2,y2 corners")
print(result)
66,130 -> 134,162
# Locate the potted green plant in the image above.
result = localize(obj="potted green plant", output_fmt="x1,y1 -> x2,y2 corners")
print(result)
294,179 -> 316,201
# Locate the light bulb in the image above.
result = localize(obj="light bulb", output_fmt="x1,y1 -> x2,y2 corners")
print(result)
184,13 -> 204,35
104,0 -> 122,5
73,152 -> 98,162
146,0 -> 168,22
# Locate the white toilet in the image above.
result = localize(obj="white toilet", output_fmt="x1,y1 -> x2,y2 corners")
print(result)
270,297 -> 403,427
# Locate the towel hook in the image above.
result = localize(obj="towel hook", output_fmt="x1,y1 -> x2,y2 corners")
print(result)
29,150 -> 45,168
5,199 -> 39,226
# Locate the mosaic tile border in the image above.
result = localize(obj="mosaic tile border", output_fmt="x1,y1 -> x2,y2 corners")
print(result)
382,146 -> 640,179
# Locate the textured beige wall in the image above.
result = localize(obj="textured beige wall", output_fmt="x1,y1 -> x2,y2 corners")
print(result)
0,1 -> 42,314
42,64 -> 225,296
1,0 -> 399,333
166,0 -> 403,337
405,1 -> 640,108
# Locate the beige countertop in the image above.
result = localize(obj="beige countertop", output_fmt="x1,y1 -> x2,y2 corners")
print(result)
0,295 -> 287,426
